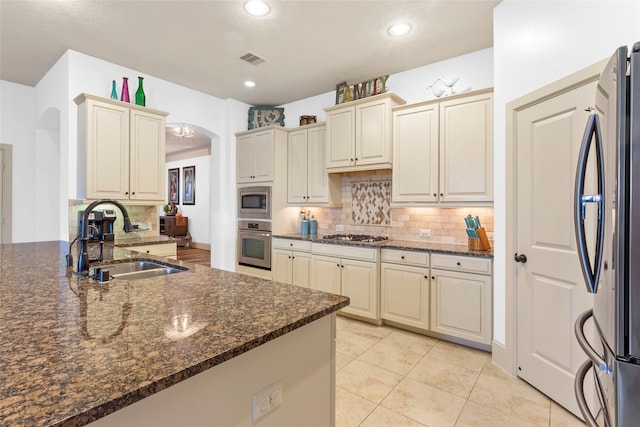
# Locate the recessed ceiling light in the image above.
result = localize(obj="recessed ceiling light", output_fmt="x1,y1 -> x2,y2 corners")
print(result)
244,81 -> 256,88
244,1 -> 270,17
388,22 -> 412,37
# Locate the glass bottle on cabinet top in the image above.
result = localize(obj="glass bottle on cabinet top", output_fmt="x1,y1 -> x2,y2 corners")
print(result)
121,77 -> 130,103
110,80 -> 118,100
135,76 -> 146,106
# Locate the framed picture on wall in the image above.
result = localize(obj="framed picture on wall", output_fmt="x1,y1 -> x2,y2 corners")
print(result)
183,166 -> 196,205
168,168 -> 179,204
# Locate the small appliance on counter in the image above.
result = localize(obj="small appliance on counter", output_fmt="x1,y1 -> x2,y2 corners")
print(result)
78,208 -> 117,242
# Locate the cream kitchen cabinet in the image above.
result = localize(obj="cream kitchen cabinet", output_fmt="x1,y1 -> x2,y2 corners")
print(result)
324,93 -> 405,172
380,249 -> 430,330
287,123 -> 341,205
392,89 -> 493,205
272,238 -> 312,287
75,93 -> 168,202
311,243 -> 379,322
126,242 -> 178,260
236,126 -> 288,183
430,253 -> 492,346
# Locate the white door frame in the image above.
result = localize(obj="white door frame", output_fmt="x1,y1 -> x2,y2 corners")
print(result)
495,60 -> 606,375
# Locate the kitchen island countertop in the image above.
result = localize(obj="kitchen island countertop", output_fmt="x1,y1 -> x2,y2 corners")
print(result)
0,241 -> 348,427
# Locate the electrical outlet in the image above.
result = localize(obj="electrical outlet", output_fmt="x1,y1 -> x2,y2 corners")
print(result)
252,380 -> 282,422
419,229 -> 431,237
336,225 -> 345,232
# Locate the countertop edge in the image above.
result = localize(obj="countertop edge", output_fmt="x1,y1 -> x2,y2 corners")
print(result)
55,299 -> 349,427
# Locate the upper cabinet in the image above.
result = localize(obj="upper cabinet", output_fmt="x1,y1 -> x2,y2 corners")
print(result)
392,89 -> 493,205
236,125 -> 288,184
75,93 -> 168,202
324,93 -> 405,172
287,123 -> 341,206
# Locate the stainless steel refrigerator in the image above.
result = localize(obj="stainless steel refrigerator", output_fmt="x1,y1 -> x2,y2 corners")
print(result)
574,42 -> 640,427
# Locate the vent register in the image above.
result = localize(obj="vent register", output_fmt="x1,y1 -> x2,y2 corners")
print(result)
240,52 -> 266,65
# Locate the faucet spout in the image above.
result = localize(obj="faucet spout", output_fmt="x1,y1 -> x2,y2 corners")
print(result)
77,200 -> 133,275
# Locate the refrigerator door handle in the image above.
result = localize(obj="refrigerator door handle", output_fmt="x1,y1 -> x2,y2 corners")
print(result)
575,309 -> 612,373
575,360 -> 601,427
574,113 -> 606,293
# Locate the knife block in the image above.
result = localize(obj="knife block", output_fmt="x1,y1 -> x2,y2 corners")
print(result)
476,227 -> 491,250
468,238 -> 482,251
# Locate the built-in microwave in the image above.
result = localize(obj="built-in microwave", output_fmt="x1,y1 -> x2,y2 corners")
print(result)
238,186 -> 271,219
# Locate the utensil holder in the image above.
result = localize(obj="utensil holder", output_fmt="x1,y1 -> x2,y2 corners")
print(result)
468,238 -> 482,251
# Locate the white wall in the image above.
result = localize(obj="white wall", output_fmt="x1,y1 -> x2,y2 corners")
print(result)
280,48 -> 494,128
166,156 -> 210,245
0,81 -> 37,243
492,0 -> 640,355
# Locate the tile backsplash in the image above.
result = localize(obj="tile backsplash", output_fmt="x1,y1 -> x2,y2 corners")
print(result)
68,201 -> 160,241
305,171 -> 494,245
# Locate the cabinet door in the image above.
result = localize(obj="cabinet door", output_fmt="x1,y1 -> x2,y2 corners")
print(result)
291,251 -> 311,288
326,107 -> 354,169
356,100 -> 391,166
306,126 -> 328,203
310,255 -> 341,294
430,268 -> 492,345
392,104 -> 439,203
439,92 -> 493,202
340,259 -> 378,320
272,249 -> 293,285
287,129 -> 308,204
129,109 -> 165,201
381,263 -> 429,330
236,134 -> 256,183
254,131 -> 274,181
86,100 -> 129,200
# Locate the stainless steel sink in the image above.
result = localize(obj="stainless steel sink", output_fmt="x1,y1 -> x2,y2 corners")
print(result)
96,260 -> 188,280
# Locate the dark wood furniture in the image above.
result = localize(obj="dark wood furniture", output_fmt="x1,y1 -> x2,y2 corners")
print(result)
159,215 -> 188,246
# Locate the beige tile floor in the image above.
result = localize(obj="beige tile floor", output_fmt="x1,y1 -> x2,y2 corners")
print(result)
335,316 -> 587,427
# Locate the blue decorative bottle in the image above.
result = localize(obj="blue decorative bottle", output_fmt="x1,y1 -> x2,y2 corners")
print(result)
110,80 -> 118,100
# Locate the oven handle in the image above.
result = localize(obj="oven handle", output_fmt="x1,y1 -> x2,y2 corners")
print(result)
242,232 -> 272,238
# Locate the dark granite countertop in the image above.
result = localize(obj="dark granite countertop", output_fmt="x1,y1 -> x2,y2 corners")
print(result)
273,233 -> 493,258
0,241 -> 348,427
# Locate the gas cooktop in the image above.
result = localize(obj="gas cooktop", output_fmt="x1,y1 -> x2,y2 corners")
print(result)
321,234 -> 389,243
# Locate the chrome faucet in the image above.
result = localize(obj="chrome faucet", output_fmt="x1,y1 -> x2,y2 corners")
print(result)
77,200 -> 133,275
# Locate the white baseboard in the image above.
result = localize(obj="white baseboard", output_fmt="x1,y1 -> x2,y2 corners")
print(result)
491,339 -> 517,376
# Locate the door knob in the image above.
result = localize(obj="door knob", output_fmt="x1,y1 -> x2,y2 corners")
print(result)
514,253 -> 527,263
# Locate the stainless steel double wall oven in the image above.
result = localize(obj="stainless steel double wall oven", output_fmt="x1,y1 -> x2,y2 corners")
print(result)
237,186 -> 272,270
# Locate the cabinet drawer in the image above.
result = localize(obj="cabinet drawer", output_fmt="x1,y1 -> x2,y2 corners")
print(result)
312,243 -> 378,262
273,238 -> 312,252
381,249 -> 429,267
431,253 -> 491,275
127,243 -> 177,258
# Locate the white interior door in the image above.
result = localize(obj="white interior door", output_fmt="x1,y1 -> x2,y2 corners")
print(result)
515,81 -> 597,416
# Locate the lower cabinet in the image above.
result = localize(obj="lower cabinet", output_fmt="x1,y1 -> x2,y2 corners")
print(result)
430,253 -> 492,345
381,249 -> 430,330
126,242 -> 178,260
310,244 -> 379,322
272,238 -> 312,287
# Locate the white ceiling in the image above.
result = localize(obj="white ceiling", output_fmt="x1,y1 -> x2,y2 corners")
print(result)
1,0 -> 500,157
0,0 -> 499,107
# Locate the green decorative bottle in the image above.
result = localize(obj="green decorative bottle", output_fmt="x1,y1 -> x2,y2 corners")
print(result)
135,76 -> 146,106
